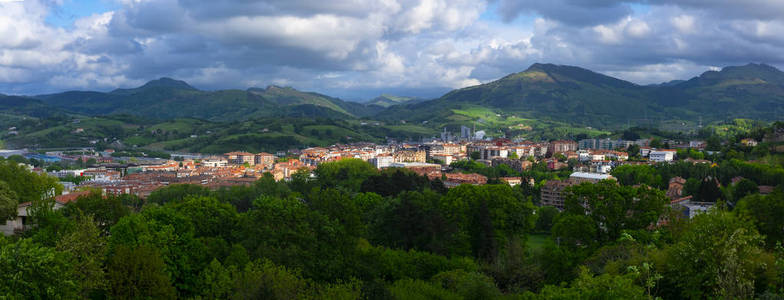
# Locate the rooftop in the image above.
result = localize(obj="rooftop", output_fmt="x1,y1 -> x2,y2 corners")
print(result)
570,172 -> 614,180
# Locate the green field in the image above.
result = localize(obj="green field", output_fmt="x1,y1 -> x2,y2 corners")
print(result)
527,233 -> 550,254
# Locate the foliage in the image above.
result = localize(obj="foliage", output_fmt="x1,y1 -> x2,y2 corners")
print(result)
661,211 -> 764,299
0,180 -> 17,221
563,181 -> 668,242
56,213 -> 108,297
7,154 -> 784,299
534,206 -> 560,233
528,267 -> 646,300
315,158 -> 378,192
146,184 -> 211,205
62,191 -> 130,234
736,189 -> 784,247
0,238 -> 78,298
107,244 -> 177,299
0,159 -> 62,204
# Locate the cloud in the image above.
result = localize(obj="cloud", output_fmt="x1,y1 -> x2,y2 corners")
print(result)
0,0 -> 784,99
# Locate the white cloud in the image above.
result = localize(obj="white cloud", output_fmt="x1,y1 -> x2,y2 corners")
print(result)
0,0 -> 783,99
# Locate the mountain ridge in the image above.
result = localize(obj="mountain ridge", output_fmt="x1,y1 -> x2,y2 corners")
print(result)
0,62 -> 781,130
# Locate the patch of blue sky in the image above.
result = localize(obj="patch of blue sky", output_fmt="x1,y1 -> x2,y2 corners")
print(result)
45,0 -> 118,28
629,3 -> 650,15
479,1 -> 537,26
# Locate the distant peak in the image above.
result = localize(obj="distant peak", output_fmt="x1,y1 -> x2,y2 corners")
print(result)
697,62 -> 784,82
140,77 -> 197,90
525,63 -> 557,72
266,85 -> 296,91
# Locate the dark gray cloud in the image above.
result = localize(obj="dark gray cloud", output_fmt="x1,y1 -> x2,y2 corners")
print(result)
497,0 -> 633,26
1,0 -> 784,99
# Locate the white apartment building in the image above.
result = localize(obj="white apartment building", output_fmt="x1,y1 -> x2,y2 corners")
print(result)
649,150 -> 676,162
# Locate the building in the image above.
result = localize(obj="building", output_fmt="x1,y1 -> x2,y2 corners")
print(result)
443,173 -> 487,188
461,126 -> 472,139
389,162 -> 442,179
225,152 -> 256,166
393,150 -> 426,163
1,191 -> 90,235
491,158 -> 532,172
83,168 -> 122,181
649,150 -> 676,162
666,177 -> 686,200
540,180 -> 572,210
569,172 -> 615,184
500,177 -> 523,186
548,140 -> 578,155
202,158 -> 228,168
369,154 -> 394,169
740,138 -> 758,147
254,152 -> 276,169
579,138 -> 632,150
431,154 -> 454,165
670,196 -> 714,219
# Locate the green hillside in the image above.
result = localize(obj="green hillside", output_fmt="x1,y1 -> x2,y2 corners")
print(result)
3,115 -> 436,153
1,63 -> 783,148
380,63 -> 784,131
34,79 -> 383,121
366,94 -> 427,108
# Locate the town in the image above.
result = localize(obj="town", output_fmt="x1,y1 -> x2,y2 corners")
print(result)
4,126 -> 769,236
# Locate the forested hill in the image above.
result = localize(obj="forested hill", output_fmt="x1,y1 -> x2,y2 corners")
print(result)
0,63 -> 782,133
33,79 -> 384,121
380,63 -> 784,129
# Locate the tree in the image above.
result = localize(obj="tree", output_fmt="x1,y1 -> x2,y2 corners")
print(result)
695,177 -> 722,202
107,245 -> 177,299
508,151 -> 519,159
736,189 -> 784,247
611,164 -> 663,188
563,181 -> 668,242
146,184 -> 210,205
0,160 -> 62,204
649,138 -> 663,149
0,238 -> 78,298
56,213 -> 108,297
662,211 -> 764,299
361,168 -> 441,197
388,278 -> 461,300
622,130 -> 641,141
442,184 -> 535,261
552,214 -> 597,249
314,158 -> 377,192
532,267 -> 646,299
371,190 -> 462,256
431,269 -> 501,300
470,151 -> 481,160
109,207 -> 209,297
732,178 -> 758,202
62,191 -> 130,234
174,195 -> 239,240
534,206 -> 560,233
706,135 -> 722,151
0,180 -> 18,222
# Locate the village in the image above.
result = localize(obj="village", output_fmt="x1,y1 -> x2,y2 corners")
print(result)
0,133 -> 717,208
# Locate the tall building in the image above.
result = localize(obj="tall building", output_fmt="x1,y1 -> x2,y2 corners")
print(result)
461,125 -> 472,139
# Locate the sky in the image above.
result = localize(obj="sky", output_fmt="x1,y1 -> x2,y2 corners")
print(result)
1,0 -> 784,100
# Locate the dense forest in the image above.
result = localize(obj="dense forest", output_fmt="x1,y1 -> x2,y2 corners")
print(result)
1,125 -> 784,299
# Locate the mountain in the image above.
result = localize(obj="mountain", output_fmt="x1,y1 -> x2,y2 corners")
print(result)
380,63 -> 660,129
1,63 -> 782,135
380,63 -> 784,129
650,63 -> 784,120
366,94 -> 427,108
0,94 -> 68,118
33,80 -> 383,121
